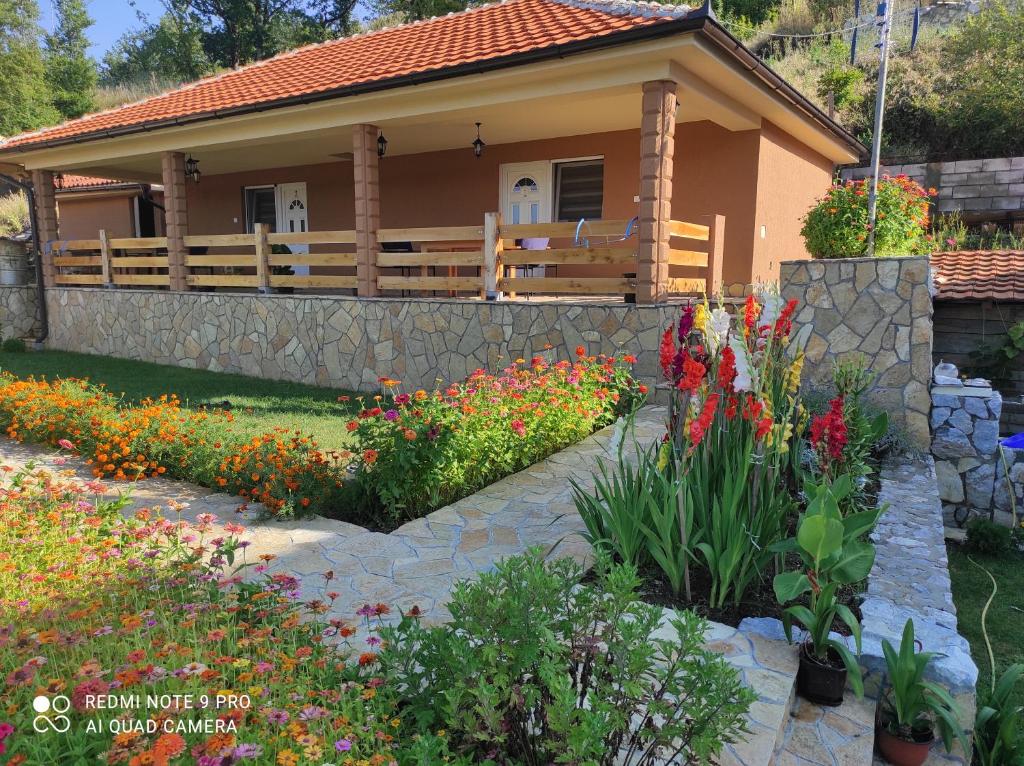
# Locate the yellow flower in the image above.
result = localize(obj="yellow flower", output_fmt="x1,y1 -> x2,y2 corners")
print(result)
693,302 -> 710,334
787,351 -> 805,394
656,442 -> 671,471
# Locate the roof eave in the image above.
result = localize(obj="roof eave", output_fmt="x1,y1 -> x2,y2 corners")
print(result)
0,14 -> 865,160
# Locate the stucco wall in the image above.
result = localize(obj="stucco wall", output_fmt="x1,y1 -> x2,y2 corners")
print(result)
56,195 -> 137,240
781,256 -> 933,450
0,286 -> 39,340
43,287 -> 678,391
181,122 -> 833,287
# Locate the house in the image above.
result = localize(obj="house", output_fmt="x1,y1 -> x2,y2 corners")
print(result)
54,175 -> 165,240
932,249 -> 1024,435
0,0 -> 862,303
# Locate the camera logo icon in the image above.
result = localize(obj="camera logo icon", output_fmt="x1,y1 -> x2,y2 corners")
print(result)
32,695 -> 71,733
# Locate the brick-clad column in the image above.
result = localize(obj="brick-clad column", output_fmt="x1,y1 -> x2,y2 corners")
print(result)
637,80 -> 677,304
353,124 -> 380,297
161,151 -> 189,291
30,170 -> 58,285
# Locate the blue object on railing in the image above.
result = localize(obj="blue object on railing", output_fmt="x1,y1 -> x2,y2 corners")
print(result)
1000,432 -> 1024,450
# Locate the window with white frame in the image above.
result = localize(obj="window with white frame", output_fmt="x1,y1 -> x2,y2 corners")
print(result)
553,159 -> 604,221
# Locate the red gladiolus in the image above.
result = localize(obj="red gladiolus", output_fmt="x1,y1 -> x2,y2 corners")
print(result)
743,295 -> 759,333
725,395 -> 738,420
677,355 -> 706,394
810,395 -> 848,467
774,298 -> 799,338
659,328 -> 675,379
689,392 -> 720,448
717,345 -> 737,391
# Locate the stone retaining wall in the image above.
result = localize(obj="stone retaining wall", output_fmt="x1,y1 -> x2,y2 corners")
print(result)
861,455 -> 978,765
842,156 -> 1024,217
41,287 -> 679,391
0,286 -> 39,341
781,256 -> 933,451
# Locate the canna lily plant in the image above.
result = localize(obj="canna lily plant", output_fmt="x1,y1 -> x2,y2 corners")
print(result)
772,475 -> 881,697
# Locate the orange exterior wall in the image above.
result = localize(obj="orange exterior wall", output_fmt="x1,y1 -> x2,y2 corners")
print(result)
751,120 -> 834,283
181,122 -> 834,285
57,195 -> 137,240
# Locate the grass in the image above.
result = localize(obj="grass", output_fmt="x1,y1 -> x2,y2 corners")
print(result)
0,349 -> 361,451
946,543 -> 1024,709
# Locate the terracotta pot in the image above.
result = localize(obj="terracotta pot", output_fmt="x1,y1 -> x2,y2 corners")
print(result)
796,643 -> 847,706
877,726 -> 934,766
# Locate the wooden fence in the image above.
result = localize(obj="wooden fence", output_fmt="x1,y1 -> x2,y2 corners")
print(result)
49,212 -> 724,300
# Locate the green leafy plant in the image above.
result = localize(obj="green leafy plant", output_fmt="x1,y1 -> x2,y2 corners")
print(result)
801,175 -> 934,259
0,338 -> 27,353
972,321 -> 1024,385
379,550 -> 755,765
965,517 -> 1015,556
772,475 -> 880,696
879,618 -> 968,753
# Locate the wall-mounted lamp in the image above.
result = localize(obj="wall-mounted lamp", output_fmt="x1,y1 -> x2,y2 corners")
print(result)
472,122 -> 485,159
377,132 -> 388,158
184,154 -> 201,183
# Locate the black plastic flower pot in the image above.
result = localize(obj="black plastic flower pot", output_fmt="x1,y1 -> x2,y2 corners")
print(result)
797,643 -> 847,706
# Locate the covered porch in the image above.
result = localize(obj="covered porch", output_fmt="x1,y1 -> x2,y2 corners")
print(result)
9,3 -> 861,305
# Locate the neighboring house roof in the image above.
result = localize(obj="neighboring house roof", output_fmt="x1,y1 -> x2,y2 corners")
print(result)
56,174 -> 130,191
0,0 -> 861,156
931,250 -> 1024,302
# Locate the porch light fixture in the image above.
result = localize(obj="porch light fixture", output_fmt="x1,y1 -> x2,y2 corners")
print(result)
377,132 -> 388,158
184,154 -> 201,184
472,122 -> 485,158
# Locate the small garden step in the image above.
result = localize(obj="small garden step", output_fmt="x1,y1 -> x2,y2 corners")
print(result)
774,693 -> 875,766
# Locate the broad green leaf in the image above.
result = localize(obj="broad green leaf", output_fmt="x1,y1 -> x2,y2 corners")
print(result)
797,514 -> 843,565
773,571 -> 812,603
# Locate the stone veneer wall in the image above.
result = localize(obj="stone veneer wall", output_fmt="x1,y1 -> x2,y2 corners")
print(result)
0,286 -> 40,340
43,287 -> 679,391
780,256 -> 933,451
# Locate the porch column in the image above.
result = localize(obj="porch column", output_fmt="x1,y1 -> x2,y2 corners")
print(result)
30,170 -> 58,285
637,80 -> 677,304
353,124 -> 380,297
161,151 -> 189,292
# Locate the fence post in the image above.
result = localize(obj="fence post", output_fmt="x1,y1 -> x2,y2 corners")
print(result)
483,212 -> 503,300
98,229 -> 113,288
705,214 -> 725,298
254,223 -> 271,294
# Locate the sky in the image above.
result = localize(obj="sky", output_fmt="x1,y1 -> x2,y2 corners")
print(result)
37,0 -> 166,60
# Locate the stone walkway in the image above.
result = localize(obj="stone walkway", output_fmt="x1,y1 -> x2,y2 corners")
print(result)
0,408 -> 664,627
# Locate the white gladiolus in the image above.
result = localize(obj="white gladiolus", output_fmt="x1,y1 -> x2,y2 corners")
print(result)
729,334 -> 754,392
709,308 -> 731,351
759,293 -> 784,328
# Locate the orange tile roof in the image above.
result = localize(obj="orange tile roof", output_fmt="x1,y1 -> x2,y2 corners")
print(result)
931,250 -> 1024,302
55,174 -> 129,190
1,0 -> 691,151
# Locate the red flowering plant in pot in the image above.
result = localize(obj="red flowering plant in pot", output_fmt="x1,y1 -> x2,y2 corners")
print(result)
876,618 -> 968,766
654,294 -> 806,609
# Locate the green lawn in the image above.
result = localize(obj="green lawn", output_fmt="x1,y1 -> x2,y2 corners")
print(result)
0,349 -> 361,451
947,543 -> 1024,709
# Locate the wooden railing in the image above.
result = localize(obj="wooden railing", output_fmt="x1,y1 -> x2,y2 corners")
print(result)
49,213 -> 723,301
50,234 -> 170,287
375,224 -> 485,295
185,225 -> 357,290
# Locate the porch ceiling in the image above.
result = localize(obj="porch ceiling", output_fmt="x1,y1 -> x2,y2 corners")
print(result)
4,31 -> 861,181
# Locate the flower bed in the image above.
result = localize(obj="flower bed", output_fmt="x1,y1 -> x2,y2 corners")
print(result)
0,375 -> 349,517
0,352 -> 639,526
341,351 -> 644,526
0,467 -> 407,765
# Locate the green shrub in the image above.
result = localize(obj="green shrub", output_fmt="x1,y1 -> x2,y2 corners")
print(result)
801,175 -> 934,259
379,550 -> 755,765
965,517 -> 1014,556
0,338 -> 27,353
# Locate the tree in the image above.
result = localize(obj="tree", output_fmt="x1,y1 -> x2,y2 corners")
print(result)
0,0 -> 59,137
43,0 -> 98,120
101,3 -> 211,87
364,0 -> 475,23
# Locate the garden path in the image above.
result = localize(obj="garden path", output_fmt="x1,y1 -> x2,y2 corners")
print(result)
0,407 -> 664,626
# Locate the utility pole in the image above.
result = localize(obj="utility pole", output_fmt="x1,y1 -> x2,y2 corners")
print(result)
865,0 -> 894,255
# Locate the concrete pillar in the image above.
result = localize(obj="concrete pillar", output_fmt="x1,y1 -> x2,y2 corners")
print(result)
353,124 -> 381,297
161,151 -> 189,292
30,170 -> 58,285
637,80 -> 677,304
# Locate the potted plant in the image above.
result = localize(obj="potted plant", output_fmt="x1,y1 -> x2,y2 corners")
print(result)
271,244 -> 295,294
773,475 -> 880,705
877,618 -> 967,766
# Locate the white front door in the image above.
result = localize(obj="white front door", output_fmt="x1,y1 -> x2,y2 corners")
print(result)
499,162 -> 551,226
276,182 -> 309,275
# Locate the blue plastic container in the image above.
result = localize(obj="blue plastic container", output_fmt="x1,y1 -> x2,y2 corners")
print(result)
1000,432 -> 1024,449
